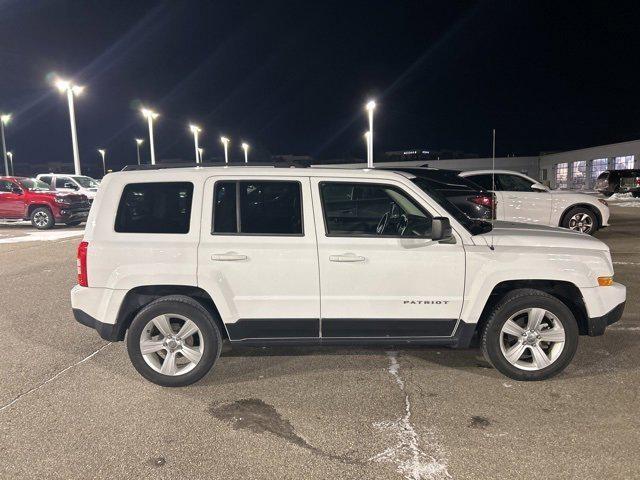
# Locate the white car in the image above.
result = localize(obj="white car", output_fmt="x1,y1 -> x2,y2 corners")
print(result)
459,170 -> 609,235
36,173 -> 100,202
71,165 -> 625,386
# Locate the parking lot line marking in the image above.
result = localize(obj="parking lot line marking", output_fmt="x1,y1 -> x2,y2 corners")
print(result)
369,352 -> 451,480
0,231 -> 83,244
0,342 -> 111,413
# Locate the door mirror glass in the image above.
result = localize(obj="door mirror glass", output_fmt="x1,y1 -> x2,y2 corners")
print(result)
531,182 -> 549,192
431,217 -> 452,241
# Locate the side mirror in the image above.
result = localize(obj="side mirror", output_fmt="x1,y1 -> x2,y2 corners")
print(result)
12,187 -> 23,195
431,217 -> 452,241
531,182 -> 549,192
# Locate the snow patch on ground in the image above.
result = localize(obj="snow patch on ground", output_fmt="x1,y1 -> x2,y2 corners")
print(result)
607,192 -> 640,206
613,261 -> 640,266
370,351 -> 451,480
0,230 -> 83,244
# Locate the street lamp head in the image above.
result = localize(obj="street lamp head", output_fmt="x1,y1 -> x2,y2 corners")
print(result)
141,108 -> 159,120
189,124 -> 202,134
135,138 -> 144,145
72,85 -> 84,95
98,149 -> 106,156
55,79 -> 70,92
365,100 -> 376,111
0,113 -> 11,124
364,131 -> 371,140
241,142 -> 249,151
7,151 -> 12,159
220,136 -> 229,144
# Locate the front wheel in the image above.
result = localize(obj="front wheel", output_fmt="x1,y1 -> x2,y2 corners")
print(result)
481,289 -> 579,381
562,206 -> 598,235
30,207 -> 55,229
126,295 -> 222,387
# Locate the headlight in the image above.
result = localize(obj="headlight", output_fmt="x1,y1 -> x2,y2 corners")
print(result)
597,198 -> 608,207
54,197 -> 69,204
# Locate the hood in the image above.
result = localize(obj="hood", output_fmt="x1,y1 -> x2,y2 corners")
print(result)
53,192 -> 88,203
476,221 -> 609,251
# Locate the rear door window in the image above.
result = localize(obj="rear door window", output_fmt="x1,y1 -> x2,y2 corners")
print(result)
465,174 -> 495,190
212,180 -> 303,235
115,182 -> 194,233
39,176 -> 52,185
496,174 -> 534,192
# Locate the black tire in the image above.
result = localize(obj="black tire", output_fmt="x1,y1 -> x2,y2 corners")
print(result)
65,221 -> 82,227
30,206 -> 55,229
126,295 -> 222,387
480,288 -> 579,381
561,206 -> 598,235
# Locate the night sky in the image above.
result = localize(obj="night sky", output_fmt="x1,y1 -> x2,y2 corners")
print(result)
1,0 -> 640,175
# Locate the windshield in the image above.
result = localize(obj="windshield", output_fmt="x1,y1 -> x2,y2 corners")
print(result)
411,177 -> 493,235
19,178 -> 54,191
72,176 -> 99,188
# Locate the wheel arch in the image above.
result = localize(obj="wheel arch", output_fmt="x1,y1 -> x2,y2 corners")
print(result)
27,203 -> 53,217
558,203 -> 602,230
113,285 -> 229,341
474,280 -> 590,339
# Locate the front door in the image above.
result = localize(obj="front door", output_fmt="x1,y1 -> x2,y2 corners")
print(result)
311,177 -> 465,339
198,176 -> 320,342
0,180 -> 24,218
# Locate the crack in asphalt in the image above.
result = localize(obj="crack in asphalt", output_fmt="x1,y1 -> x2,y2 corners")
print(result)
0,342 -> 111,413
369,351 -> 452,480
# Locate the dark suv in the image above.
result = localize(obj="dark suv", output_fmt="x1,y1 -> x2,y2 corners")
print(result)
381,167 -> 496,220
596,169 -> 640,197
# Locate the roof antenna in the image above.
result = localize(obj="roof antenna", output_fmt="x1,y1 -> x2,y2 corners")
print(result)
490,128 -> 496,250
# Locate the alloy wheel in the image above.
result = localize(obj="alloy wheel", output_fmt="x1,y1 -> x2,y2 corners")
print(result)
140,314 -> 204,376
499,308 -> 566,371
568,213 -> 594,233
33,211 -> 49,227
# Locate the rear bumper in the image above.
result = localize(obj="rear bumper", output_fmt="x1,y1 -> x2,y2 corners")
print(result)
73,308 -> 120,341
587,301 -> 625,336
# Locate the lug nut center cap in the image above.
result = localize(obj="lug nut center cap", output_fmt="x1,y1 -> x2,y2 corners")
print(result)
165,338 -> 180,350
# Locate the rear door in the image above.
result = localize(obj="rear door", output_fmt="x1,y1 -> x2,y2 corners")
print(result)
198,176 -> 320,342
311,177 -> 465,339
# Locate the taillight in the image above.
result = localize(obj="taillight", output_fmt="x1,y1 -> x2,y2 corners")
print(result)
635,177 -> 640,186
468,194 -> 496,208
77,241 -> 88,287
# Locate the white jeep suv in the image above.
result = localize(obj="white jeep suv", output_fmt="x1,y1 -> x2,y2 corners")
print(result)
460,170 -> 609,235
37,173 -> 100,202
71,165 -> 625,386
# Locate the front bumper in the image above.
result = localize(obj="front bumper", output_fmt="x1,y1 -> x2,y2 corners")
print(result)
56,206 -> 90,223
587,301 -> 625,336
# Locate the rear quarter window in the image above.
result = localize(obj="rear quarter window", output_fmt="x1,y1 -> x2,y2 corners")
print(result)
115,182 -> 194,234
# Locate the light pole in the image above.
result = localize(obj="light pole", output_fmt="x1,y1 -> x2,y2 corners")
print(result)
98,149 -> 106,176
365,100 -> 376,168
141,108 -> 159,165
7,151 -> 13,175
190,125 -> 202,163
1,114 -> 10,176
198,147 -> 204,163
220,136 -> 230,164
241,142 -> 249,163
363,131 -> 371,165
55,79 -> 84,175
135,138 -> 144,165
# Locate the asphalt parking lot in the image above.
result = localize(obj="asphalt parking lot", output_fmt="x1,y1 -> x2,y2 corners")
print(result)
1,206 -> 638,480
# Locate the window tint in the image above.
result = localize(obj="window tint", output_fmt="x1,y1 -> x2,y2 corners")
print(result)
496,174 -> 534,192
213,182 -> 237,233
0,180 -> 14,192
56,176 -> 76,188
212,181 -> 302,235
465,174 -> 494,190
39,176 -> 52,185
320,182 -> 432,237
115,182 -> 193,234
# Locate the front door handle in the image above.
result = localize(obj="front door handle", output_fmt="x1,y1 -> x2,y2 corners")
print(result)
329,254 -> 366,263
211,253 -> 247,261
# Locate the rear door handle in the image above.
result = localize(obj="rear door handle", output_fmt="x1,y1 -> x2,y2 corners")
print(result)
211,253 -> 247,261
329,254 -> 366,263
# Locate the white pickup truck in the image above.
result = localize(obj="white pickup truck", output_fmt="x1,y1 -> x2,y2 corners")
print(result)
71,165 -> 625,386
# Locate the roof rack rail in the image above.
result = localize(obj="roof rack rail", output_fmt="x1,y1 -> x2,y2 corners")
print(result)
121,160 -> 310,171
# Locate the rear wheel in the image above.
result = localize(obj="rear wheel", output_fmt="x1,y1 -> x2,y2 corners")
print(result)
481,289 -> 579,381
126,295 -> 222,387
30,207 -> 55,229
561,206 -> 598,235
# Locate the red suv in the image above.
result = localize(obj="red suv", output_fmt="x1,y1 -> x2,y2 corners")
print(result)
0,176 -> 90,229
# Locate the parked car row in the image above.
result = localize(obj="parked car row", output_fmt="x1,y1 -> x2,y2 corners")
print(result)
0,175 -> 96,229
